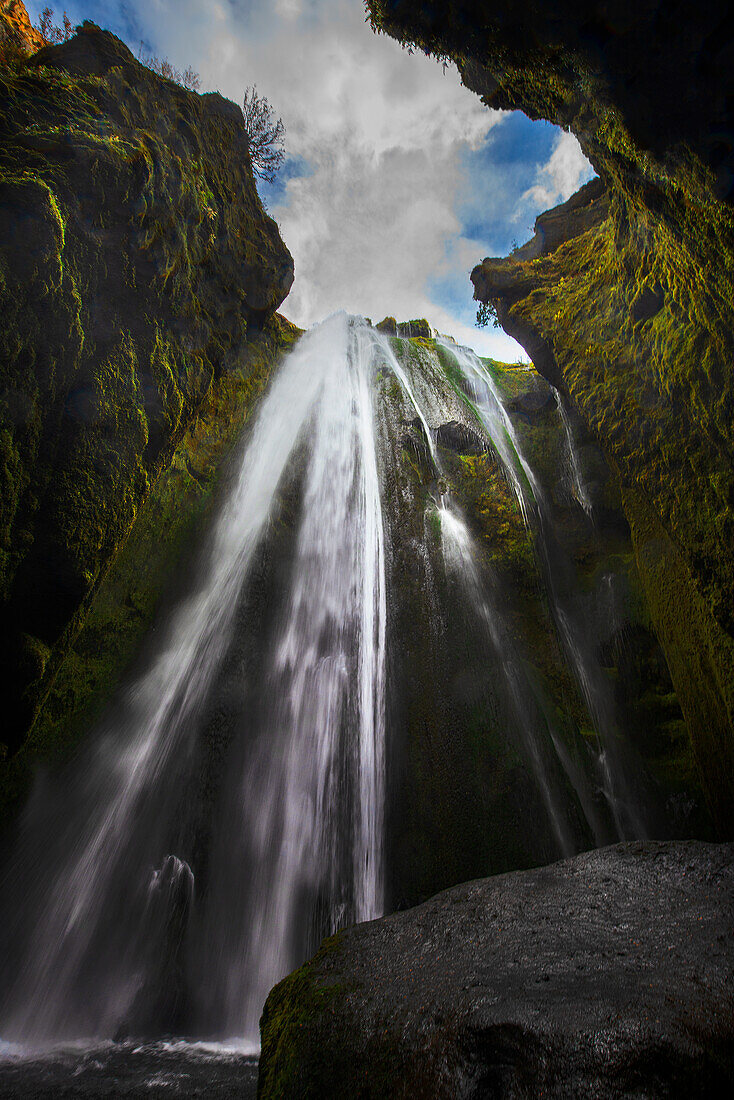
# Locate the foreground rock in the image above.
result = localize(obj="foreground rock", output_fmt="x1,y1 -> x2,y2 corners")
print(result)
260,842 -> 734,1098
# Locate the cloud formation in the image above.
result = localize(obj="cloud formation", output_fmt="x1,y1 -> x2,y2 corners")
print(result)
518,129 -> 595,214
24,0 -> 595,358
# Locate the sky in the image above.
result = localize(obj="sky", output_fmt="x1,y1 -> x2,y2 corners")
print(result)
25,0 -> 595,358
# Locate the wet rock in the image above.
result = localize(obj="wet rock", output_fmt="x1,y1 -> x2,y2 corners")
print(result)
260,841 -> 734,1099
397,318 -> 431,339
401,417 -> 433,468
116,856 -> 195,1039
434,420 -> 487,455
631,283 -> 665,324
504,388 -> 556,420
376,316 -> 397,335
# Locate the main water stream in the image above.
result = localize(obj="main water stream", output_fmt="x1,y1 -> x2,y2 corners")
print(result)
0,315 -> 665,1093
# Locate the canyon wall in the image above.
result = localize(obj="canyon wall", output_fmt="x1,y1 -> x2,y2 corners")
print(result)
368,0 -> 734,830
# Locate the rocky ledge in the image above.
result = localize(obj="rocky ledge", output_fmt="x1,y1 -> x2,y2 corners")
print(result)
259,841 -> 734,1098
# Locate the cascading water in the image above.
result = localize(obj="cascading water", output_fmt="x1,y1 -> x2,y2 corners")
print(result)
556,391 -> 594,519
437,503 -> 576,856
0,313 -> 386,1049
438,340 -> 653,842
0,316 -> 670,1085
370,335 -> 580,856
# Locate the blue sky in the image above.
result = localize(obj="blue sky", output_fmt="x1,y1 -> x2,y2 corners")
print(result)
25,0 -> 594,358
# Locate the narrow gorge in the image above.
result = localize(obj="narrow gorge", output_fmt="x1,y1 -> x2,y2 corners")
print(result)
0,3 -> 732,1097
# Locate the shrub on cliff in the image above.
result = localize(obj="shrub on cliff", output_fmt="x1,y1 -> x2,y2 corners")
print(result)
137,44 -> 200,92
242,85 -> 285,183
36,7 -> 73,45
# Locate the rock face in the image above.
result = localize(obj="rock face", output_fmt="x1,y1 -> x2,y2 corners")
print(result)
396,317 -> 431,339
367,0 -> 734,833
0,0 -> 43,61
0,21 -> 294,758
259,841 -> 734,1099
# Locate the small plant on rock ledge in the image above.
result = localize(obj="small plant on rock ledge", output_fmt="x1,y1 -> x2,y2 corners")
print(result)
137,42 -> 201,92
36,7 -> 74,44
476,301 -> 502,329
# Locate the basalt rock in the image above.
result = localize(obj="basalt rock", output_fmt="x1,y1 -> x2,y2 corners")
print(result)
0,20 -> 294,759
434,419 -> 487,455
259,840 -> 734,1099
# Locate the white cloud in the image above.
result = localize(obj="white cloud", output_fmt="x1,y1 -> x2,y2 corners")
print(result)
32,0 -> 556,359
518,130 -> 595,213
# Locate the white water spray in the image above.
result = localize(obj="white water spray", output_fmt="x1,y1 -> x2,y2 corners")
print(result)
1,313 -> 387,1046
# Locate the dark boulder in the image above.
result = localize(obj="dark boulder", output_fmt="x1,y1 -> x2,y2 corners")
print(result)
259,841 -> 734,1098
434,420 -> 487,455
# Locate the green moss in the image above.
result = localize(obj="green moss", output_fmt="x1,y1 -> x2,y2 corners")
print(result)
258,934 -> 351,1099
621,479 -> 733,828
367,0 -> 734,831
480,206 -> 734,829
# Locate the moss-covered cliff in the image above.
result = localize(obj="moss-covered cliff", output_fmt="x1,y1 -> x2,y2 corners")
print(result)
366,0 -> 734,832
0,20 -> 294,761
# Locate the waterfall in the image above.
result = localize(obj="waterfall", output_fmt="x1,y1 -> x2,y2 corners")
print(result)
371,333 -> 578,856
0,313 -> 386,1048
0,318 -> 663,1061
439,341 -> 652,842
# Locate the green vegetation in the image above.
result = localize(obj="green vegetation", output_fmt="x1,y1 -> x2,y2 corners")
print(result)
376,336 -> 712,907
258,934 -> 351,1099
0,314 -> 299,827
472,205 -> 734,829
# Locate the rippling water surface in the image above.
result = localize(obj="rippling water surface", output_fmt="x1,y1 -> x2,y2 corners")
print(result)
0,1040 -> 258,1098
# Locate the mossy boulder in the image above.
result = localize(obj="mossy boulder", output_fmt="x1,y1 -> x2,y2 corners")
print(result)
396,317 -> 431,338
259,841 -> 734,1099
0,22 -> 293,758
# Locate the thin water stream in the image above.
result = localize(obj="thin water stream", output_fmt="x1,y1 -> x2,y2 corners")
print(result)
439,340 -> 652,841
